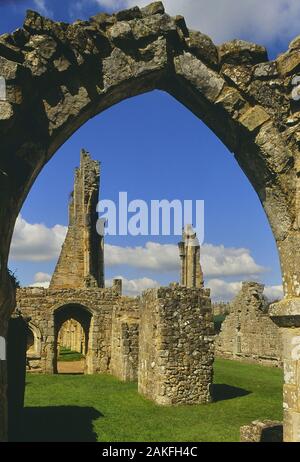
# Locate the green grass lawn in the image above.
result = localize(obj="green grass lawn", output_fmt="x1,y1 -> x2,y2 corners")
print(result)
21,359 -> 283,442
58,347 -> 84,362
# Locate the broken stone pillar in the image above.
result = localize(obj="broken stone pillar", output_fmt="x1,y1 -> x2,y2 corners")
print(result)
50,149 -> 104,289
138,284 -> 214,405
178,224 -> 204,288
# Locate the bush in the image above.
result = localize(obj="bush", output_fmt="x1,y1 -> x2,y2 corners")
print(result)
214,314 -> 227,333
9,269 -> 20,289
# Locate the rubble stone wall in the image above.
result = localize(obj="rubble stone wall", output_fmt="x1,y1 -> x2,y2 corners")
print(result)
138,284 -> 215,405
50,150 -> 104,290
110,297 -> 140,381
215,282 -> 282,367
17,286 -> 121,374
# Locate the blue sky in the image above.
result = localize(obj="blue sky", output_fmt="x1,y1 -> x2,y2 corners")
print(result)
3,0 -> 298,300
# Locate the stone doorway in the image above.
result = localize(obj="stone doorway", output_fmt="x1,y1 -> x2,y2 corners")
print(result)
25,322 -> 42,372
54,304 -> 92,375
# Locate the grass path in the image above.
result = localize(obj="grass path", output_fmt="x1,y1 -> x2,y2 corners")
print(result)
21,359 -> 283,442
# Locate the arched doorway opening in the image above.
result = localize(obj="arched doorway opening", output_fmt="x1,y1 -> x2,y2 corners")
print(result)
26,328 -> 34,353
1,3 -> 300,442
54,304 -> 92,374
9,78 -> 286,439
58,319 -> 86,355
25,322 -> 42,372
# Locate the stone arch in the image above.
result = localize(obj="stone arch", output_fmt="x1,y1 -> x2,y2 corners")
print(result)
53,303 -> 93,374
0,1 -> 300,441
50,300 -> 96,317
58,318 -> 86,355
0,5 -> 298,302
26,321 -> 42,358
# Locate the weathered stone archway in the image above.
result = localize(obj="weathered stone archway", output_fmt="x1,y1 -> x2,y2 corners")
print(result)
1,1 -> 300,441
54,303 -> 92,374
26,321 -> 42,357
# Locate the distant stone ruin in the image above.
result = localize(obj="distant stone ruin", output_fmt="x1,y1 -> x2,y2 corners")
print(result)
178,224 -> 204,288
212,302 -> 230,317
58,319 -> 85,355
215,282 -> 282,367
50,149 -> 104,290
17,150 -> 214,405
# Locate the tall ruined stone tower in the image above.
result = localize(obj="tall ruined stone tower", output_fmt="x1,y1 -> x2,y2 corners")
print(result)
50,149 -> 104,289
178,224 -> 204,288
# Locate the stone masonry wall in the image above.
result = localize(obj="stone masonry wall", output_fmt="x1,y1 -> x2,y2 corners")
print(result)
215,282 -> 282,367
50,150 -> 104,290
139,284 -> 215,405
111,297 -> 140,381
240,420 -> 283,442
17,286 -> 122,374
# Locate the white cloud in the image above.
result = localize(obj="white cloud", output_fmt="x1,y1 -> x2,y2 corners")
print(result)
10,215 -> 266,276
202,244 -> 265,277
92,0 -> 300,46
10,215 -> 67,262
264,284 -> 283,301
207,278 -> 283,302
105,242 -> 178,272
33,0 -> 52,17
106,275 -> 159,295
29,271 -> 51,288
207,278 -> 242,301
10,216 -> 277,300
105,241 -> 266,277
34,272 -> 51,283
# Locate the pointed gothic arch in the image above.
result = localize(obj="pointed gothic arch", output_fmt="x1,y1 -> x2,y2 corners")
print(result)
0,2 -> 300,441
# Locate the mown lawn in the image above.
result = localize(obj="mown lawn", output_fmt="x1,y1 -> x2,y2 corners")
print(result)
20,359 -> 283,442
58,347 -> 84,362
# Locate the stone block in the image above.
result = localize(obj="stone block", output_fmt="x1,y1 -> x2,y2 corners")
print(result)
240,420 -> 283,442
219,40 -> 268,65
239,105 -> 270,131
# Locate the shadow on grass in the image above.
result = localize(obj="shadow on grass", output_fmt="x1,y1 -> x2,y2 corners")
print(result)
212,383 -> 251,402
16,406 -> 102,442
57,372 -> 84,376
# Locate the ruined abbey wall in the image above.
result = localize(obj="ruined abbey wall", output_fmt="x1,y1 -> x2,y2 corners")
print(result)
215,282 -> 282,367
18,282 -> 215,407
138,285 -> 214,405
15,148 -> 215,409
17,285 -> 122,374
110,297 -> 140,382
50,150 -> 104,290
